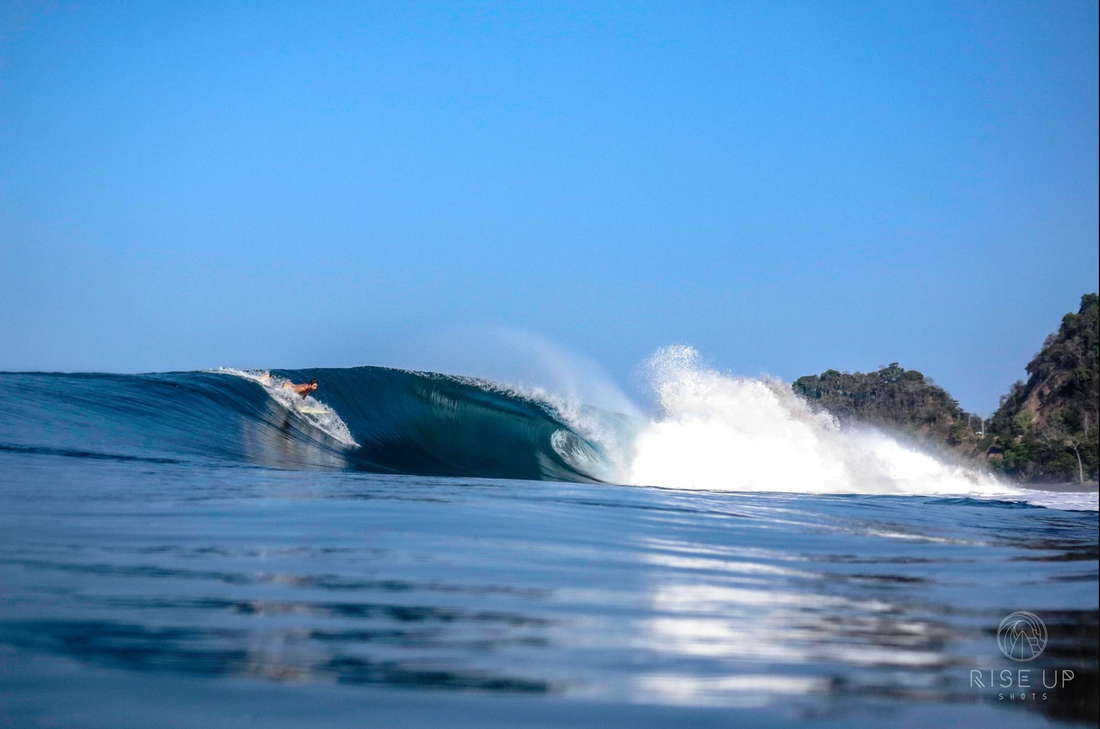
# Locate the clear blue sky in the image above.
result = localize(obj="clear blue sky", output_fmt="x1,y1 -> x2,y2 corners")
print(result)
1,1 -> 1097,414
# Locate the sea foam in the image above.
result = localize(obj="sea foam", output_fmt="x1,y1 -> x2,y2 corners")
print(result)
623,346 -> 1096,508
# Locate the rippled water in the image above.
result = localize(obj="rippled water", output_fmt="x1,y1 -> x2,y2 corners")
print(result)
1,450 -> 1096,728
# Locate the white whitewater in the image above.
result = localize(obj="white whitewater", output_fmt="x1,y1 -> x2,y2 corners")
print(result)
623,346 -> 1097,510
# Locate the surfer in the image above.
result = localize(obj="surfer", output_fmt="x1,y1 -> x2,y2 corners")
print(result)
283,379 -> 318,398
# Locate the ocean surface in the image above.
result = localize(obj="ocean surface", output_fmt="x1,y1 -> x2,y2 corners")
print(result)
0,362 -> 1096,728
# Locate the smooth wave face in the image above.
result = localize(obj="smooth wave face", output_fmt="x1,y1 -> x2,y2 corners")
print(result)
0,367 -> 617,482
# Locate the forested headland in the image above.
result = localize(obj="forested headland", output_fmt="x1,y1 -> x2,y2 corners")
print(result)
793,293 -> 1099,484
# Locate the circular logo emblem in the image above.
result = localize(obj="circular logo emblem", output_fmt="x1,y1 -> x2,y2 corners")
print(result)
997,611 -> 1047,662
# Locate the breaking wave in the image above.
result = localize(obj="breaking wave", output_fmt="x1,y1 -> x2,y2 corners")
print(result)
0,348 -> 1092,510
